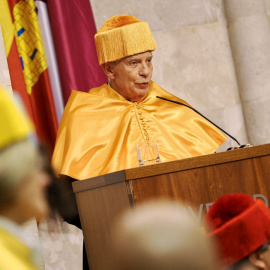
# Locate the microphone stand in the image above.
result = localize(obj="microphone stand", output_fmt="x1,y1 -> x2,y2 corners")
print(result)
156,96 -> 241,146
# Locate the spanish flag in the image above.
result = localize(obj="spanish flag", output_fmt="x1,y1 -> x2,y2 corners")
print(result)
0,0 -> 58,152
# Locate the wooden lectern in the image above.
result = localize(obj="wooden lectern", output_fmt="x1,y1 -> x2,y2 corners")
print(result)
73,144 -> 270,270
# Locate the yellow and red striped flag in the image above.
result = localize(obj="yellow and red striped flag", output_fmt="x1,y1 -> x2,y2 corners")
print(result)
0,0 -> 58,152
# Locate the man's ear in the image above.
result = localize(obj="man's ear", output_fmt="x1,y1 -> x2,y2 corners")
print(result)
249,252 -> 266,269
102,63 -> 115,80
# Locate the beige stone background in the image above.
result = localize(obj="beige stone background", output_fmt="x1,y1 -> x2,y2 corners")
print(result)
1,0 -> 270,269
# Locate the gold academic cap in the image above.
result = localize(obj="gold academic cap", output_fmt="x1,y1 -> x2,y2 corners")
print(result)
95,15 -> 156,65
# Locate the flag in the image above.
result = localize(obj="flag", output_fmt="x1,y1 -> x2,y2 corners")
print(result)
46,0 -> 107,104
0,0 -> 58,152
35,0 -> 64,124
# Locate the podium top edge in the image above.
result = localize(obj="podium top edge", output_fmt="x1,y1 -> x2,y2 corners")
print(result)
124,143 -> 270,180
73,143 -> 270,193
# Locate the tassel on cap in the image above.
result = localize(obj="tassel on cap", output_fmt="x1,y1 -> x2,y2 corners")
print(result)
95,15 -> 156,65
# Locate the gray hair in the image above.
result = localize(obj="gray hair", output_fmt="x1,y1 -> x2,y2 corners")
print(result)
109,200 -> 220,270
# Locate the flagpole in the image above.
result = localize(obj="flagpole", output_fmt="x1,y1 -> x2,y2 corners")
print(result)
35,0 -> 64,124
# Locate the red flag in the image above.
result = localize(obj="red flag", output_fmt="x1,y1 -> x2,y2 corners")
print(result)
46,0 -> 107,104
1,0 -> 58,152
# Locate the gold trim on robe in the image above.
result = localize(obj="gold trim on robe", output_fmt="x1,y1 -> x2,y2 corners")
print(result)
52,81 -> 227,180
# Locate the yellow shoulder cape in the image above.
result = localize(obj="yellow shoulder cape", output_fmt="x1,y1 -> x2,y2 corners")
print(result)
52,81 -> 226,180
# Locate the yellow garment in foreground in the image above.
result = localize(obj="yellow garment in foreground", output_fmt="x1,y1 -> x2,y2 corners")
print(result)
0,226 -> 38,270
0,89 -> 34,149
52,81 -> 226,180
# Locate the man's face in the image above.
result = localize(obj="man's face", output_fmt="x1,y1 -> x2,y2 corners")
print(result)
106,51 -> 153,102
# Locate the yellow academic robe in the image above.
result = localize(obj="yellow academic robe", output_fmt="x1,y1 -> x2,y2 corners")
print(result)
52,81 -> 226,180
0,226 -> 38,270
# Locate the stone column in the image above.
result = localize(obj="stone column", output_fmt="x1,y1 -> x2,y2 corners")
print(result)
224,0 -> 270,145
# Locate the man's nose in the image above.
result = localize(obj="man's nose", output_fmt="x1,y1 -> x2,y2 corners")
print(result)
139,63 -> 151,77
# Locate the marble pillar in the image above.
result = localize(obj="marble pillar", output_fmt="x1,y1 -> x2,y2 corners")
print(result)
224,0 -> 270,145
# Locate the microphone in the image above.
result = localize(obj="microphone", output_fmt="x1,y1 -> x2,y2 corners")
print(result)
156,96 -> 241,146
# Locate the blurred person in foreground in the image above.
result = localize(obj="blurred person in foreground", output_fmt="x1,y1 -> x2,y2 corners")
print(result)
207,193 -> 270,270
108,200 -> 220,270
0,88 -> 51,270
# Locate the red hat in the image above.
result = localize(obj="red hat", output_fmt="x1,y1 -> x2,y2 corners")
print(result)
206,193 -> 270,267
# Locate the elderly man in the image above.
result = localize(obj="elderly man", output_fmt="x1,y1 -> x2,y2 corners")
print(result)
51,14 -> 227,270
108,200 -> 220,270
52,14 -> 226,181
206,193 -> 270,270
